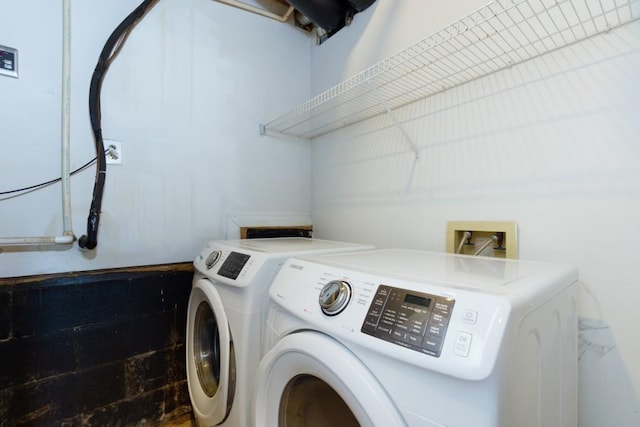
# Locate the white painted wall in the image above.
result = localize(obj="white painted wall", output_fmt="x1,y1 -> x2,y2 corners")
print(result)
309,1 -> 640,425
2,0 -> 639,424
0,0 -> 311,276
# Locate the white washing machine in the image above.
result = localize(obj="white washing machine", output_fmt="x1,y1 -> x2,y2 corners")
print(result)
253,249 -> 578,427
186,238 -> 373,427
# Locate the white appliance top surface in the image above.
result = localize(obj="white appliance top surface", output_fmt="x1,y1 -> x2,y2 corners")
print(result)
293,248 -> 577,294
210,237 -> 372,256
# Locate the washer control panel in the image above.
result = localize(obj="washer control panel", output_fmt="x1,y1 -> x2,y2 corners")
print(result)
269,255 -> 519,380
361,285 -> 455,357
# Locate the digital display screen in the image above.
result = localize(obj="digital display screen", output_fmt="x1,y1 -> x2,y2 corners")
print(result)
404,294 -> 432,307
218,251 -> 250,280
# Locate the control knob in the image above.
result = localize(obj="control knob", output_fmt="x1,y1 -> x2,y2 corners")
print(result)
319,280 -> 352,316
205,250 -> 222,270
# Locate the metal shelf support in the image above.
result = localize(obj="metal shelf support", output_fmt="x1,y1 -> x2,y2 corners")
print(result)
370,82 -> 420,160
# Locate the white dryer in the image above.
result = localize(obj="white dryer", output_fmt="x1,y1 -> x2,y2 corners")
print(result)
187,238 -> 373,427
253,249 -> 578,427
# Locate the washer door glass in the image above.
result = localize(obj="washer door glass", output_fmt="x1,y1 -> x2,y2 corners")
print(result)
194,301 -> 221,397
280,374 -> 359,426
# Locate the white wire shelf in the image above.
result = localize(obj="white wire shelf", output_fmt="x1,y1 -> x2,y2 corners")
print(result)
261,0 -> 639,140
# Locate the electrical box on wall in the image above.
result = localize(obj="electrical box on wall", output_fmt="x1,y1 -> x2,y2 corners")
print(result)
0,45 -> 18,78
446,221 -> 518,259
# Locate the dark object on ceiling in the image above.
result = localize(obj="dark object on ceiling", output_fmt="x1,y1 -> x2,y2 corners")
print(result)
288,0 -> 377,43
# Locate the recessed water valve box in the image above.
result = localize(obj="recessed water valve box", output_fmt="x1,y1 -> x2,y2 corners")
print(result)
446,221 -> 518,259
0,45 -> 18,78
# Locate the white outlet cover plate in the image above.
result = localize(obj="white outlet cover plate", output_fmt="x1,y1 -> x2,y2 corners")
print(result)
105,139 -> 122,165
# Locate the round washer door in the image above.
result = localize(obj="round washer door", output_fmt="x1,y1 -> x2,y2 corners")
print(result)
253,332 -> 406,427
187,278 -> 235,425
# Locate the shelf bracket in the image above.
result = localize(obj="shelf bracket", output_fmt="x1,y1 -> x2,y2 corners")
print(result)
259,124 -> 309,143
370,83 -> 420,160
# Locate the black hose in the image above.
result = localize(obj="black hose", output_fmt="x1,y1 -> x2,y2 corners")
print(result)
79,0 -> 159,250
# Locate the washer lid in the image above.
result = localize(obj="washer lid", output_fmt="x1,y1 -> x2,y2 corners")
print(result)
210,237 -> 372,256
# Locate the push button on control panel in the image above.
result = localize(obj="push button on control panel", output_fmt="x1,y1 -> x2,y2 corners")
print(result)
453,331 -> 473,357
461,310 -> 478,324
361,285 -> 455,357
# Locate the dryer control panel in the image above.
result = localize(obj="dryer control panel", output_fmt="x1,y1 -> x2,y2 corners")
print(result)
361,285 -> 454,357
